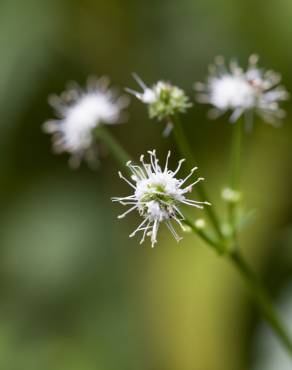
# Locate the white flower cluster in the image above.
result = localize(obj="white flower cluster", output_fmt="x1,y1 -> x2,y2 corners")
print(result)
195,55 -> 289,126
42,55 -> 289,247
127,74 -> 192,123
112,150 -> 209,247
43,76 -> 129,168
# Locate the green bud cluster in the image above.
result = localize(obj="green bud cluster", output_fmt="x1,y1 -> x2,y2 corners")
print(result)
148,82 -> 192,121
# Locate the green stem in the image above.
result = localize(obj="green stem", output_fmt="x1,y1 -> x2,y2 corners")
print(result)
97,127 -> 292,356
186,218 -> 292,356
228,117 -> 244,239
171,115 -> 224,240
95,126 -> 132,167
183,218 -> 225,253
230,249 -> 292,355
230,119 -> 244,190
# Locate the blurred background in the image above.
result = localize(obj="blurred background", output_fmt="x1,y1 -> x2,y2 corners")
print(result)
1,0 -> 292,369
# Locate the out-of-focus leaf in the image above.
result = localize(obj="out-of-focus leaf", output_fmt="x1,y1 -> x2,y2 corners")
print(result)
0,0 -> 64,143
1,175 -> 110,297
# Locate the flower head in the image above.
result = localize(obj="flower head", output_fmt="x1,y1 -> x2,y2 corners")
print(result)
195,55 -> 289,126
43,76 -> 129,168
126,74 -> 192,133
112,150 -> 209,247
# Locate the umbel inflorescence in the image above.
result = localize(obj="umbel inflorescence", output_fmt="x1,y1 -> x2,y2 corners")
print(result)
112,150 -> 209,247
127,74 -> 192,133
42,54 -> 292,356
195,55 -> 289,126
43,55 -> 289,247
43,76 -> 129,168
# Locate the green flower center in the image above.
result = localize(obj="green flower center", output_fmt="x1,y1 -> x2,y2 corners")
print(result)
139,183 -> 176,213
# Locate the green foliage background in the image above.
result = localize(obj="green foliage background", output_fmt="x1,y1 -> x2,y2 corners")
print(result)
1,0 -> 292,369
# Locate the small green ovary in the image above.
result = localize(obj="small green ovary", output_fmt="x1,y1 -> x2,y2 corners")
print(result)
140,184 -> 177,206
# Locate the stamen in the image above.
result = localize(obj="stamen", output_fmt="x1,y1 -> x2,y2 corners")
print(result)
132,73 -> 148,90
173,205 -> 185,220
130,217 -> 149,237
140,220 -> 152,244
147,150 -> 157,172
118,205 -> 138,219
173,158 -> 186,176
180,167 -> 198,185
118,171 -> 136,189
166,221 -> 182,242
130,165 -> 146,179
125,87 -> 141,99
180,200 -> 204,209
164,151 -> 171,173
151,219 -> 159,247
184,177 -> 204,191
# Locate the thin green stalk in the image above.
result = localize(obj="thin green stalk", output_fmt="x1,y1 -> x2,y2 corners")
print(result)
95,126 -> 132,167
186,219 -> 292,356
183,218 -> 225,253
98,127 -> 292,356
171,115 -> 224,240
228,117 -> 244,239
230,249 -> 292,355
230,119 -> 244,190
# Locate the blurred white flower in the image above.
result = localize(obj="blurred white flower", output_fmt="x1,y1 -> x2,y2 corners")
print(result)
126,74 -> 192,133
195,55 -> 289,126
194,218 -> 206,230
43,76 -> 129,168
112,150 -> 209,247
221,187 -> 241,203
126,74 -> 157,104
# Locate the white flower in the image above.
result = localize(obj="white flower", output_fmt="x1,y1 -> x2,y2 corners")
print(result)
195,55 -> 289,126
221,187 -> 241,203
126,74 -> 192,129
43,76 -> 129,168
112,150 -> 209,247
126,74 -> 157,104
